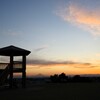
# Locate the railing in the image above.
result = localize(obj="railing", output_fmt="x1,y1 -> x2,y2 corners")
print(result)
0,61 -> 22,70
13,61 -> 22,69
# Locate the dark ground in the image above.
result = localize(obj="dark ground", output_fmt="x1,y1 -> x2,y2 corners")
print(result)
0,82 -> 100,100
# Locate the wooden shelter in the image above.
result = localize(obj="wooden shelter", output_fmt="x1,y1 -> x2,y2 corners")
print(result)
0,45 -> 31,88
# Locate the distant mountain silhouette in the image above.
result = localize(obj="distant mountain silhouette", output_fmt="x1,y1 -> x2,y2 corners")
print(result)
33,74 -> 46,78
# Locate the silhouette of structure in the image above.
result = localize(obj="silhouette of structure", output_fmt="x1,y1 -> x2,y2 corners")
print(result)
0,45 -> 31,88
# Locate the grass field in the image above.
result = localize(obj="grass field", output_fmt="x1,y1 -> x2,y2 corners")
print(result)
0,82 -> 100,100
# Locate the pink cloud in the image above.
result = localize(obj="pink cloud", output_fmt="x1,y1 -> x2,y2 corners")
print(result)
56,2 -> 100,36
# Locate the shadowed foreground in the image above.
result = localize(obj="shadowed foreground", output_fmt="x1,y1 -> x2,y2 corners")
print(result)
0,83 -> 100,100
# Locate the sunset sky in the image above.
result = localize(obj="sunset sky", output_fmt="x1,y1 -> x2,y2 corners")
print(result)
0,0 -> 100,76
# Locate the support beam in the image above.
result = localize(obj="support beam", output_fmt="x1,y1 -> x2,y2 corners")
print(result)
9,55 -> 13,88
22,55 -> 26,88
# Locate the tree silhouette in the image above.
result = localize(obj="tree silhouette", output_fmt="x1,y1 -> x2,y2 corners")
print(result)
50,74 -> 59,82
59,73 -> 68,82
50,73 -> 68,83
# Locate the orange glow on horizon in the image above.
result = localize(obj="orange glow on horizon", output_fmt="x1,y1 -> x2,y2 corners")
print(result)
26,63 -> 100,77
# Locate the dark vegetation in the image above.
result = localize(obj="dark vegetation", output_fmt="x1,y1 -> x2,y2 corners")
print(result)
5,73 -> 100,87
50,73 -> 100,83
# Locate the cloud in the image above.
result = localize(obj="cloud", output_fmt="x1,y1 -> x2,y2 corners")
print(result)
57,1 -> 100,36
27,59 -> 74,65
34,45 -> 48,52
27,58 -> 96,68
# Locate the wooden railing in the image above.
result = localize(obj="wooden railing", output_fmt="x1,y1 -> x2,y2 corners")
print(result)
0,61 -> 22,69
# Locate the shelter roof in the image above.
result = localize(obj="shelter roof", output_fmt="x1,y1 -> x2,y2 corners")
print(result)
0,45 -> 31,56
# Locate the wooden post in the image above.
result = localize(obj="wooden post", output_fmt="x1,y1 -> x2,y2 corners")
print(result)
22,55 -> 26,88
9,55 -> 13,88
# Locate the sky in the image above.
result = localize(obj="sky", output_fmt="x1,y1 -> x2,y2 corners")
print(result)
0,0 -> 100,77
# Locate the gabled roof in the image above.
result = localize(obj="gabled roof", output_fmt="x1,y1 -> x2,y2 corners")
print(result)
0,45 -> 31,56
